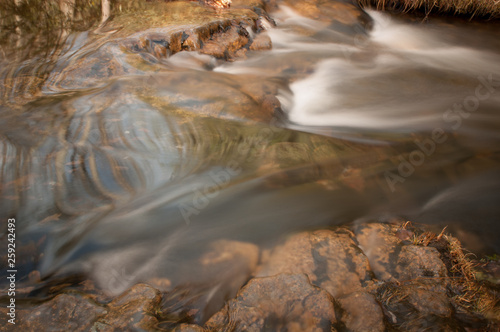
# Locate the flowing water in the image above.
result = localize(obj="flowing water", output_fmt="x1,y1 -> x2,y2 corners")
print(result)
1,0 -> 500,325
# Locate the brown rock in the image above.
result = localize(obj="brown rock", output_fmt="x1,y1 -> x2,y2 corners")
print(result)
146,277 -> 172,291
198,240 -> 259,322
205,273 -> 337,331
200,25 -> 249,59
377,281 -> 454,331
406,286 -> 452,317
154,44 -> 168,58
154,239 -> 260,325
200,239 -> 259,268
45,1 -> 270,93
395,228 -> 414,241
393,246 -> 452,318
354,223 -> 402,282
93,283 -> 161,331
48,42 -> 140,91
257,229 -> 374,297
182,33 -> 200,51
202,0 -> 231,10
199,239 -> 259,300
354,224 -> 459,330
338,291 -> 385,332
249,32 -> 272,51
396,245 -> 448,282
0,293 -> 106,331
137,71 -> 278,122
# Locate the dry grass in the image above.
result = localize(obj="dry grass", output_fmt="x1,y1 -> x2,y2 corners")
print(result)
358,0 -> 500,19
445,234 -> 498,314
409,226 -> 446,246
396,221 -> 499,316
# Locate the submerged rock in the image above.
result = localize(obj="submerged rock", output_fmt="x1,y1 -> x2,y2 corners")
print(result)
194,239 -> 260,322
137,239 -> 260,325
0,293 -> 106,331
135,71 -> 282,122
92,283 -> 162,331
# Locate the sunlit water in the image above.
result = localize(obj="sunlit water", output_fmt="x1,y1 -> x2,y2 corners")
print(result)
1,3 -> 500,325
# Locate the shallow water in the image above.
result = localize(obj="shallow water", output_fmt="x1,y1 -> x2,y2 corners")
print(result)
1,1 -> 500,325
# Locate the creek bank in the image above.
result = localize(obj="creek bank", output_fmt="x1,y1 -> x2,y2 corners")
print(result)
358,0 -> 500,20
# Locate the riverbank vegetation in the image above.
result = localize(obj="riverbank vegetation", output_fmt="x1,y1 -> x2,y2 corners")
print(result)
358,0 -> 500,19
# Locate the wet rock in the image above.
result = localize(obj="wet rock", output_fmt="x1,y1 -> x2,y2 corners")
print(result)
92,283 -> 161,331
406,286 -> 452,317
196,240 -> 259,320
338,291 -> 385,332
475,260 -> 500,285
49,42 -> 143,91
146,277 -> 172,291
395,228 -> 414,241
249,32 -> 272,51
0,293 -> 106,331
151,239 -> 260,325
354,223 -> 402,282
396,245 -> 448,282
47,0 -> 273,92
257,229 -> 374,298
205,273 -> 337,331
356,224 -> 449,281
202,0 -> 232,10
200,23 -> 250,59
200,240 -> 259,270
377,281 -> 455,331
136,71 -> 280,122
354,223 -> 459,330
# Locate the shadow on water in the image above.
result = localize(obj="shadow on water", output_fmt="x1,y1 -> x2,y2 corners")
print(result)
1,0 -> 500,325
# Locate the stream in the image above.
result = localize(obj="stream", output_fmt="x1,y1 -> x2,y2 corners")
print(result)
1,0 -> 500,327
